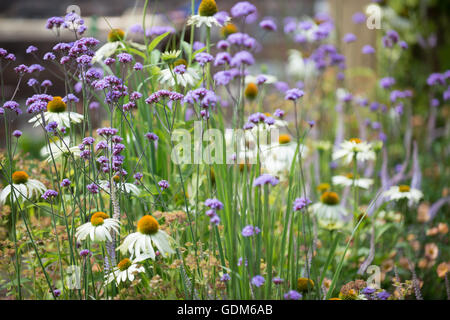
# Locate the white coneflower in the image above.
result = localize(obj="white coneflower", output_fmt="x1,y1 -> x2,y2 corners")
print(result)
40,136 -> 81,162
261,135 -> 308,178
383,185 -> 423,204
28,96 -> 83,128
159,59 -> 200,87
98,175 -> 141,197
92,28 -> 146,63
75,212 -> 121,242
104,257 -> 145,285
287,49 -> 318,80
187,0 -> 225,28
0,171 -> 46,204
332,138 -> 376,164
332,174 -> 374,189
117,214 -> 175,261
310,191 -> 348,230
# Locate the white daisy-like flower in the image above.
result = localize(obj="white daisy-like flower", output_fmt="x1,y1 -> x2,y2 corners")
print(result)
159,66 -> 200,87
98,177 -> 141,197
187,15 -> 225,28
187,0 -> 226,28
92,28 -> 146,63
117,215 -> 175,261
310,191 -> 349,230
332,174 -> 374,189
75,212 -> 121,242
40,136 -> 81,162
28,96 -> 83,128
261,135 -> 308,178
104,257 -> 145,286
0,171 -> 46,204
332,138 -> 376,164
287,49 -> 318,80
382,185 -> 423,204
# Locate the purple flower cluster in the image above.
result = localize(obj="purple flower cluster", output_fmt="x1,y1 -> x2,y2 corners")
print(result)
284,290 -> 302,300
3,101 -> 22,115
214,52 -> 231,67
145,90 -> 184,105
12,130 -> 22,138
231,2 -> 257,18
284,88 -> 304,101
379,77 -> 396,89
259,19 -> 277,31
145,132 -> 159,142
45,121 -> 59,133
42,189 -> 58,200
183,88 -> 217,110
61,179 -> 71,187
117,53 -> 133,64
230,51 -> 255,67
293,197 -> 312,211
97,127 -> 118,137
253,174 -> 279,187
80,249 -> 92,258
205,198 -> 224,226
251,275 -> 265,287
241,225 -> 261,237
0,48 -> 16,61
194,52 -> 214,67
87,183 -> 99,194
158,180 -> 170,190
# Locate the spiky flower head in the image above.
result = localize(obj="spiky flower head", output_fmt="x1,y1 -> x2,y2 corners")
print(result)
278,134 -> 291,145
297,278 -> 314,292
12,171 -> 29,184
161,50 -> 181,62
137,215 -> 159,235
117,258 -> 132,271
244,82 -> 258,100
47,96 -> 67,113
320,191 -> 340,205
199,0 -> 218,17
221,23 -> 238,38
399,185 -> 410,193
90,212 -> 109,227
108,28 -> 125,42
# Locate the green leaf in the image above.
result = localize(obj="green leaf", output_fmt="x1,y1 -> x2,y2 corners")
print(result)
148,31 -> 171,53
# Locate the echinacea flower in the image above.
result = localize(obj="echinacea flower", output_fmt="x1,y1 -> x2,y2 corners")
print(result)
297,277 -> 314,292
383,185 -> 423,204
117,215 -> 175,261
310,191 -> 348,230
40,136 -> 81,162
105,257 -> 145,285
75,212 -> 120,242
187,0 -> 224,28
159,60 -> 200,87
0,171 -> 46,204
332,138 -> 376,164
28,96 -> 83,128
332,174 -> 374,189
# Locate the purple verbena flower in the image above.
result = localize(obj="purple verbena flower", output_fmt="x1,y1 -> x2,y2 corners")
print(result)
42,189 -> 58,200
251,275 -> 265,287
253,174 -> 279,187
